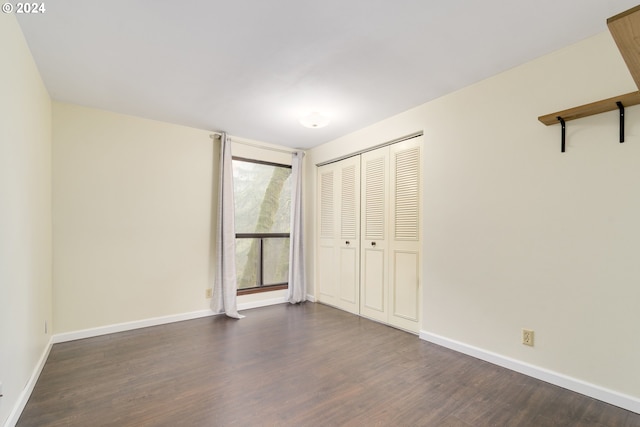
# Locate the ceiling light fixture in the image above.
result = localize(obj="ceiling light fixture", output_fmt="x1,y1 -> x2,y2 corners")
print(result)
298,112 -> 330,129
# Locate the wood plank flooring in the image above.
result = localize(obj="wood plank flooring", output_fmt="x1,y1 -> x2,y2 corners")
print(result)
17,303 -> 640,426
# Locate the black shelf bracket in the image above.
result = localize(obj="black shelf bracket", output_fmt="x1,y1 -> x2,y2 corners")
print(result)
557,116 -> 566,153
617,101 -> 625,143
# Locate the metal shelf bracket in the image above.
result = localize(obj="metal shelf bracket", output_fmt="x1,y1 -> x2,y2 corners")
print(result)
617,101 -> 625,143
558,116 -> 566,153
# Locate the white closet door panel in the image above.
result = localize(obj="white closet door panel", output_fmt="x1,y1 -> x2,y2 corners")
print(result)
316,165 -> 338,306
336,157 -> 360,314
389,138 -> 422,332
317,157 -> 360,312
317,244 -> 337,303
391,250 -> 419,321
339,247 -> 359,312
389,250 -> 420,332
360,247 -> 386,322
360,147 -> 389,320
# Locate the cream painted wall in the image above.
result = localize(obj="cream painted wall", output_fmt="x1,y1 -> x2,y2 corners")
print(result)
53,102 -> 215,332
52,103 -> 291,334
0,14 -> 53,426
308,31 -> 640,399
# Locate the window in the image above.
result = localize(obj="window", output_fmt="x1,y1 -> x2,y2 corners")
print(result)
232,157 -> 291,294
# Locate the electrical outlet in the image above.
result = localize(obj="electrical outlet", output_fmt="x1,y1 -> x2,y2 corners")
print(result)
205,289 -> 213,299
44,321 -> 48,334
522,329 -> 534,347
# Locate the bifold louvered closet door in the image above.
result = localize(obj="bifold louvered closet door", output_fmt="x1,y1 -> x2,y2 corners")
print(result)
317,136 -> 421,332
316,156 -> 361,314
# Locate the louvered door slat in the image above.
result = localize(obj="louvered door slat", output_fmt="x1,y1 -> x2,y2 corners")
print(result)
394,147 -> 419,240
364,156 -> 385,240
320,171 -> 334,239
341,165 -> 357,239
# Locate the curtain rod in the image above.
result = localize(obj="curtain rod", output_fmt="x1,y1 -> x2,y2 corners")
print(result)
210,132 -> 303,155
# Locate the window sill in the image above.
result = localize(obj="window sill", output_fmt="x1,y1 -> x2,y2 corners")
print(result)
237,284 -> 288,296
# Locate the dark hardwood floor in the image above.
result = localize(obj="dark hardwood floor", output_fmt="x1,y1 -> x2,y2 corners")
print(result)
18,303 -> 640,426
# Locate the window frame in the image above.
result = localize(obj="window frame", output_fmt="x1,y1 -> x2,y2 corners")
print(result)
232,156 -> 291,295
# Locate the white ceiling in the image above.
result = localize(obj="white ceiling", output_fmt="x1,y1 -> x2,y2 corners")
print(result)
16,0 -> 640,149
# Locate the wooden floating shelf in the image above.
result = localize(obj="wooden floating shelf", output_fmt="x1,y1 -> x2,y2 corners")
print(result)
608,4 -> 640,91
537,5 -> 640,152
538,91 -> 640,125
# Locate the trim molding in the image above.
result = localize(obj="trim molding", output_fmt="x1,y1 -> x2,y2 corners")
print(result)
39,295 -> 293,363
4,337 -> 53,427
53,296 -> 291,344
315,131 -> 423,166
420,331 -> 640,415
52,309 -> 218,344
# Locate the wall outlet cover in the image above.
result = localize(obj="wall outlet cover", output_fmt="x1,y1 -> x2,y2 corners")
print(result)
522,329 -> 534,346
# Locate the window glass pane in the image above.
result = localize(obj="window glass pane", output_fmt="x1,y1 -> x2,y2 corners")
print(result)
235,238 -> 258,289
263,237 -> 290,285
233,160 -> 291,234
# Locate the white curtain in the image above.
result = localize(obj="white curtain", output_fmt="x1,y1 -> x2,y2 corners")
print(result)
287,150 -> 306,303
212,133 -> 242,318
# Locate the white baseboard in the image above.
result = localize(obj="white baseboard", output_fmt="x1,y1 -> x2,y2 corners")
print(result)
306,294 -> 317,302
420,330 -> 640,415
52,309 -> 218,344
4,337 -> 53,427
53,295 -> 295,344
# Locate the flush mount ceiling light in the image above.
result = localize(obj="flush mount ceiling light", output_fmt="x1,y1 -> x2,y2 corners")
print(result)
298,112 -> 330,129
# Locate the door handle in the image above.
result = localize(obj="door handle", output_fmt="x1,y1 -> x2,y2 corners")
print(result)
371,241 -> 376,247
345,241 -> 350,245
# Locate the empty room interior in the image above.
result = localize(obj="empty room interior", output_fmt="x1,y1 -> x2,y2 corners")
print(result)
3,1 -> 640,425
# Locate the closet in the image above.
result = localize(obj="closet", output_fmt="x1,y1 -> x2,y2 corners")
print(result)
316,136 -> 422,333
